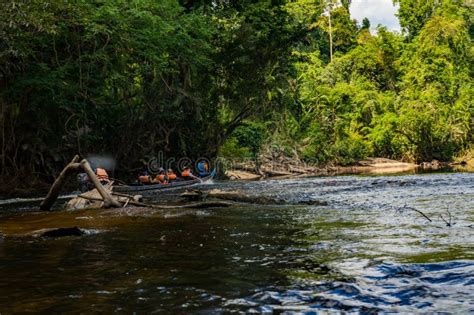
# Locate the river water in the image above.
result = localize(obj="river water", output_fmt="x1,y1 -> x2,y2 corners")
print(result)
0,172 -> 473,313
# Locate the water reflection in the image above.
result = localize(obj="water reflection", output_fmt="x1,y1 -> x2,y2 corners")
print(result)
232,260 -> 474,313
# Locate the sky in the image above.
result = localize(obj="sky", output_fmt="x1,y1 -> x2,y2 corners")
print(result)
349,0 -> 401,32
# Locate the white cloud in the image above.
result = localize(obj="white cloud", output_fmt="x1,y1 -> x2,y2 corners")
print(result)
349,0 -> 401,32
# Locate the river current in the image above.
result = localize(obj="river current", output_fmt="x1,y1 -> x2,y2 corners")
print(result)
0,172 -> 473,313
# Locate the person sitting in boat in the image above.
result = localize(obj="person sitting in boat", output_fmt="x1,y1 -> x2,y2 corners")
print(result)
197,161 -> 210,177
77,172 -> 90,192
154,168 -> 168,184
138,170 -> 152,184
166,169 -> 177,182
95,167 -> 110,185
181,167 -> 199,181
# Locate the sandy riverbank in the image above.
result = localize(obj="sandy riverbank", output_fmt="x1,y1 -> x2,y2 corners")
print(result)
225,157 -> 474,180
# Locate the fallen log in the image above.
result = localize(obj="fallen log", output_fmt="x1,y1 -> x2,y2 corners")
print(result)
233,163 -> 263,174
67,183 -> 116,210
40,155 -> 81,211
80,159 -> 120,208
41,227 -> 84,238
52,159 -> 229,211
205,190 -> 286,204
226,170 -> 262,181
261,168 -> 293,177
77,194 -> 231,210
288,166 -> 319,174
41,156 -> 120,211
182,189 -> 328,206
17,227 -> 86,238
111,191 -> 143,202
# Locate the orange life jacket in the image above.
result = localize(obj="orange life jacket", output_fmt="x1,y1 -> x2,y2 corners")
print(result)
139,175 -> 151,184
156,174 -> 167,182
167,173 -> 177,180
96,168 -> 110,182
181,169 -> 191,177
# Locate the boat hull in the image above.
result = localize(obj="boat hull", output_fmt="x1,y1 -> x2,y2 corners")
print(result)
112,175 -> 213,193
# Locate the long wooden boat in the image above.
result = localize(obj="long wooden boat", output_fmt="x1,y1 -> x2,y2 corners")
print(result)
112,174 -> 214,193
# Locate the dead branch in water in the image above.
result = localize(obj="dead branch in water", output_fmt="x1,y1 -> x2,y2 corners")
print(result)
181,189 -> 328,206
402,205 -> 433,222
80,159 -> 121,208
40,156 -> 120,211
439,209 -> 453,227
401,205 -> 455,227
40,155 -> 81,211
77,194 -> 231,209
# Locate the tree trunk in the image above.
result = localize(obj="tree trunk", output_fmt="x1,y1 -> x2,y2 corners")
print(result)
40,155 -> 81,211
79,159 -> 121,209
329,5 -> 333,62
40,156 -> 121,211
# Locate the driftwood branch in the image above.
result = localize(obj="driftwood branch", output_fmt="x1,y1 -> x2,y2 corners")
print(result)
79,159 -> 120,208
181,189 -> 328,206
403,205 -> 432,222
439,209 -> 453,227
40,156 -> 121,211
40,155 -> 81,211
77,194 -> 231,210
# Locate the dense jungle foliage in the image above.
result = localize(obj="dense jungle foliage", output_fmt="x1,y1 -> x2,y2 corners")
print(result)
0,0 -> 472,183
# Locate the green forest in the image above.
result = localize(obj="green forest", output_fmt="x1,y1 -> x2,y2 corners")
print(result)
1,0 -> 473,185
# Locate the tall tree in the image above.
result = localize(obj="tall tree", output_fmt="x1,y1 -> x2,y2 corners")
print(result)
361,17 -> 371,30
393,0 -> 439,37
396,0 -> 473,161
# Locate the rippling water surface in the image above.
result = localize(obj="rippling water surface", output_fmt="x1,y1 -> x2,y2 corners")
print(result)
0,172 -> 473,313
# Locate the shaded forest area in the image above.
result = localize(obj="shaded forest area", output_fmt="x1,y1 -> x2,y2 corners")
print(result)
0,0 -> 472,188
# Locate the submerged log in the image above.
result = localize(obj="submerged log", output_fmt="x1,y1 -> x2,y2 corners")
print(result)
182,189 -> 328,206
76,194 -> 231,210
41,227 -> 84,238
66,181 -> 229,211
205,189 -> 286,204
14,227 -> 86,238
181,190 -> 206,201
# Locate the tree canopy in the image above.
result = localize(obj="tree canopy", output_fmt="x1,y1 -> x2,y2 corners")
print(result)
0,0 -> 472,182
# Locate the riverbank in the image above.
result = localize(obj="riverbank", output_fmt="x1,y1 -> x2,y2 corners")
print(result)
225,157 -> 474,180
1,157 -> 473,199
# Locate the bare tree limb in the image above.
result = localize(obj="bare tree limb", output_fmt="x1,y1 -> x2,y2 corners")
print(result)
79,159 -> 121,208
41,156 -> 121,211
403,204 -> 433,222
40,155 -> 81,211
439,209 -> 453,227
